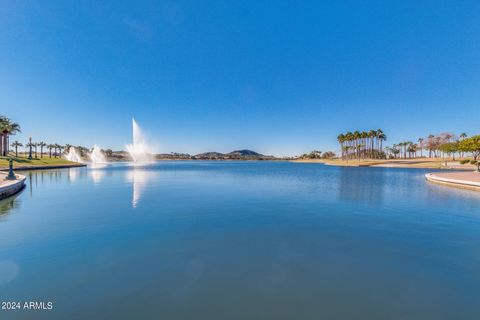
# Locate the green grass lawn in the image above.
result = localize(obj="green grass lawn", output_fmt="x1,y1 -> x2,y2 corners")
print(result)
0,155 -> 79,168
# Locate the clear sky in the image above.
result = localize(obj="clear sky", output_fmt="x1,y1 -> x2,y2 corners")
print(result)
1,1 -> 479,156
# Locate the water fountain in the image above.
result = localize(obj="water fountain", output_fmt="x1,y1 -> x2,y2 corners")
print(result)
65,147 -> 83,163
88,144 -> 108,164
125,118 -> 154,162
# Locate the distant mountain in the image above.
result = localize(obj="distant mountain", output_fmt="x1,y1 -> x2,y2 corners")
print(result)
193,149 -> 275,160
194,152 -> 226,159
227,149 -> 263,157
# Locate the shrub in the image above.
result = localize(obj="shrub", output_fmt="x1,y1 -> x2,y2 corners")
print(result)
459,159 -> 470,164
470,160 -> 477,165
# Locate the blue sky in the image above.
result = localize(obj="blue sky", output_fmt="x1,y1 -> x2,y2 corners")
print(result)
1,1 -> 479,156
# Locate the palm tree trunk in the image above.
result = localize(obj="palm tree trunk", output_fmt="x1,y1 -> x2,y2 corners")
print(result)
1,134 -> 4,156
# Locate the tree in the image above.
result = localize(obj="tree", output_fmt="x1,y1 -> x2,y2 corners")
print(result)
11,140 -> 22,157
377,129 -> 386,157
337,134 -> 345,160
38,141 -> 47,158
439,142 -> 458,160
33,142 -> 38,158
459,133 -> 467,158
321,151 -> 336,159
458,135 -> 480,171
337,129 -> 386,160
53,144 -> 61,158
26,138 -> 34,160
391,145 -> 400,158
417,138 -> 424,157
407,142 -> 417,158
0,116 -> 21,156
47,144 -> 55,158
343,146 -> 352,163
57,144 -> 64,156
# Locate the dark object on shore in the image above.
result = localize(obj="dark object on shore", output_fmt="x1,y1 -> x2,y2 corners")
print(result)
6,158 -> 15,180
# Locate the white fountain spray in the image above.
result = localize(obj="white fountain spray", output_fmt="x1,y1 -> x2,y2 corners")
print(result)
88,144 -> 108,164
125,118 -> 154,162
65,147 -> 83,163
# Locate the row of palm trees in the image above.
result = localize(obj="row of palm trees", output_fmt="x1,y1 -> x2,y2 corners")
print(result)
10,139 -> 72,159
0,116 -> 21,156
385,142 -> 417,159
337,129 -> 387,160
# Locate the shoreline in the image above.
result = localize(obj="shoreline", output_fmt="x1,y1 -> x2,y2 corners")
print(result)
291,159 -> 475,170
425,172 -> 480,191
0,163 -> 86,172
0,173 -> 26,200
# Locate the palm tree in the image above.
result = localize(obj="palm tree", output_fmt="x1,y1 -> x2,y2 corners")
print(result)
38,141 -> 47,158
337,134 -> 345,160
52,144 -> 63,158
57,144 -> 64,156
26,137 -> 34,160
407,143 -> 417,158
353,131 -> 361,160
11,141 -> 22,157
376,132 -> 386,158
417,138 -> 424,157
368,130 -> 376,158
427,134 -> 435,158
343,146 -> 352,163
33,142 -> 38,158
0,116 -> 21,156
47,144 -> 55,158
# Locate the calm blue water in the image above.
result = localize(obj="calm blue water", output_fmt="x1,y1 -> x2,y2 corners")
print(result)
1,161 -> 480,319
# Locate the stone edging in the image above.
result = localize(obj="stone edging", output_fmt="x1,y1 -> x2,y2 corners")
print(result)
0,175 -> 26,200
425,173 -> 480,190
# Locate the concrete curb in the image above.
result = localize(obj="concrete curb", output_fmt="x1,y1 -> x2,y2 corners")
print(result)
0,163 -> 86,171
0,175 -> 26,200
425,173 -> 480,190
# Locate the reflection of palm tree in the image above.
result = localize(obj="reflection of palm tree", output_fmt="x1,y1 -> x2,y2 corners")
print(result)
38,142 -> 47,158
0,190 -> 22,215
11,141 -> 22,157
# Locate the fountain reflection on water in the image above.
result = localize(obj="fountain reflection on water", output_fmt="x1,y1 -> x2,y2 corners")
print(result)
90,169 -> 106,184
127,168 -> 152,208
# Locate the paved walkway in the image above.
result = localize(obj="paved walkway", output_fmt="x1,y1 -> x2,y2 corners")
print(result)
425,171 -> 480,189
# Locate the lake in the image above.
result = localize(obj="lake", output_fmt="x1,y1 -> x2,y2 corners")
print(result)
1,161 -> 480,319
